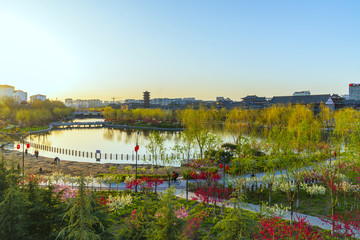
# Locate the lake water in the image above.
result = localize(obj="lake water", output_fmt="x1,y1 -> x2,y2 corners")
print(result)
19,119 -> 234,165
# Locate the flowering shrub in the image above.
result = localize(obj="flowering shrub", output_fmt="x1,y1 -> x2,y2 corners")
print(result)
182,210 -> 209,240
300,183 -> 326,196
124,209 -> 142,230
255,215 -> 324,239
54,184 -> 77,202
126,176 -> 164,192
19,173 -> 45,186
176,206 -> 189,219
273,179 -> 296,193
320,210 -> 360,239
261,202 -> 290,218
107,194 -> 132,212
95,196 -> 108,206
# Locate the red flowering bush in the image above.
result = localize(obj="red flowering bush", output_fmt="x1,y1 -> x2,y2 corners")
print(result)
255,215 -> 324,239
320,210 -> 360,239
126,176 -> 164,192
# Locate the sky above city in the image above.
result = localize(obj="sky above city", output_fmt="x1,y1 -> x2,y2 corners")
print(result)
0,0 -> 359,101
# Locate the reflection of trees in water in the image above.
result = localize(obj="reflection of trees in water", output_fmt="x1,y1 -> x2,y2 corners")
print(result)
122,130 -> 134,145
28,132 -> 52,146
103,129 -> 114,141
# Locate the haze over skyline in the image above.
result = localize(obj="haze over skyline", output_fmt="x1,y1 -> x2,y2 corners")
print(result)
1,0 -> 359,102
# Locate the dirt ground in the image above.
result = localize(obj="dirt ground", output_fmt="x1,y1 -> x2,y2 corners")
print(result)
1,149 -> 182,177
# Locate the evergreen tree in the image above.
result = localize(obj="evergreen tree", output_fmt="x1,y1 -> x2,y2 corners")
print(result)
57,176 -> 111,240
149,187 -> 185,240
24,174 -> 65,240
0,174 -> 30,240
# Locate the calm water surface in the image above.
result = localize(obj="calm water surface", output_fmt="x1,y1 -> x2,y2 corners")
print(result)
20,119 -> 234,165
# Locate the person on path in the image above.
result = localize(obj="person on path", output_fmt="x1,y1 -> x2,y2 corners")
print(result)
25,149 -> 28,155
171,171 -> 179,183
54,157 -> 58,164
35,150 -> 39,158
17,163 -> 20,170
39,167 -> 43,174
57,157 -> 60,164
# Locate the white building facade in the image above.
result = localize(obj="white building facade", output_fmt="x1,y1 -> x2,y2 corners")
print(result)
0,85 -> 14,99
30,94 -> 46,103
14,90 -> 27,103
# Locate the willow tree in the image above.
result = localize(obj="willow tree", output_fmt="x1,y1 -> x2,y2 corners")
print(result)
333,108 -> 360,153
182,106 -> 212,159
173,130 -> 195,201
268,126 -> 298,225
225,108 -> 252,144
146,131 -> 166,194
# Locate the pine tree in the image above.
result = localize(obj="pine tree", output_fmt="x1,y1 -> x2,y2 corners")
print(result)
0,174 -> 30,240
57,176 -> 110,240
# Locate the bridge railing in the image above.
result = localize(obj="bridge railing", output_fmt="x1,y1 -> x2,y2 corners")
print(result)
24,141 -> 199,162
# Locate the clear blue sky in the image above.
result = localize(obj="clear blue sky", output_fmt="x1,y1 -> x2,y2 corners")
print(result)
0,0 -> 359,101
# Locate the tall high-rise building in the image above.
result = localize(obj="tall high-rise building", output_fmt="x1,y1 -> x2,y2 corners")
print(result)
349,83 -> 360,100
143,91 -> 150,108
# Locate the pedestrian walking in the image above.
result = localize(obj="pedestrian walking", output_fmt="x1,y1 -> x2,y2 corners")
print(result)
39,167 -> 43,174
54,157 -> 58,164
25,149 -> 28,155
57,157 -> 60,164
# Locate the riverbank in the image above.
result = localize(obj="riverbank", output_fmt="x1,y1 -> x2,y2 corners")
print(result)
1,149 -> 182,177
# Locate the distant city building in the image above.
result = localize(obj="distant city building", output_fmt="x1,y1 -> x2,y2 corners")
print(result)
143,91 -> 150,108
71,99 -> 102,109
241,95 -> 268,109
30,94 -> 46,103
349,83 -> 360,100
216,97 -> 235,109
269,94 -> 344,113
87,99 -> 102,108
0,85 -> 14,100
14,90 -> 27,103
124,99 -> 135,103
65,98 -> 73,107
183,98 -> 196,102
342,94 -> 350,100
293,91 -> 310,96
325,97 -> 335,111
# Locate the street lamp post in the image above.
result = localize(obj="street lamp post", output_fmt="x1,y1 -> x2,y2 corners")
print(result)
19,134 -> 29,178
134,131 -> 140,193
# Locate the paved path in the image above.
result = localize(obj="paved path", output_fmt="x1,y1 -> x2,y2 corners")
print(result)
175,190 -> 360,239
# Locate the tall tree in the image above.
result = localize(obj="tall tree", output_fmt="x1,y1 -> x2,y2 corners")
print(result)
57,176 -> 109,240
0,174 -> 30,240
146,131 -> 166,194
